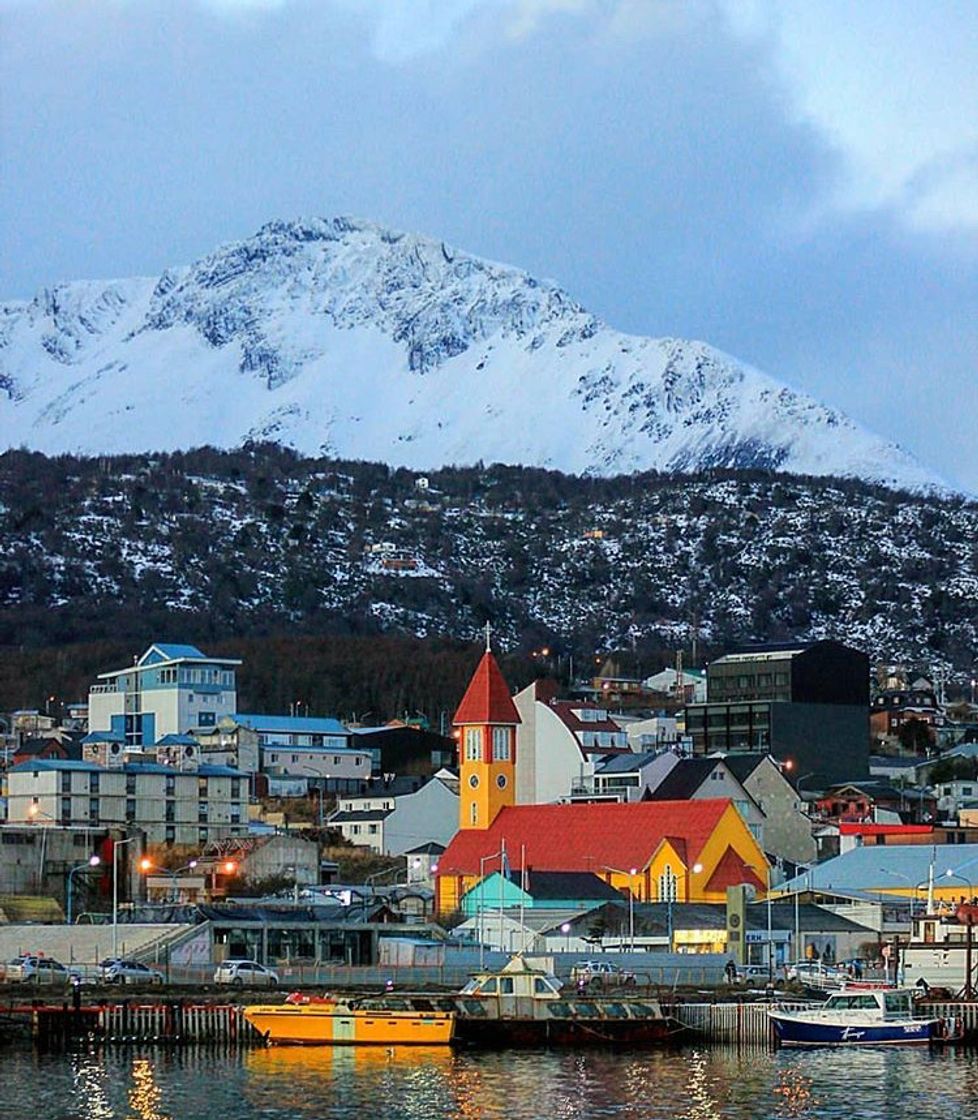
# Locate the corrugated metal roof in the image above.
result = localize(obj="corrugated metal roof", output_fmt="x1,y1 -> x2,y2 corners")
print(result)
234,713 -> 348,735
777,844 -> 978,895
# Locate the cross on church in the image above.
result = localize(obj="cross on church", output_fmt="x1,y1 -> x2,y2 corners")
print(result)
483,620 -> 492,652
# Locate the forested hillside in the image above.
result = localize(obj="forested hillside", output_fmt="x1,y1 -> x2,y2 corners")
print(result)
0,446 -> 974,715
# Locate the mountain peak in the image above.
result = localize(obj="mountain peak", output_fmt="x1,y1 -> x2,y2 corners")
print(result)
0,216 -> 947,493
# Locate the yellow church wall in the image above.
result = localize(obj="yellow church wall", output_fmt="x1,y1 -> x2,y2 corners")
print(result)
694,803 -> 770,903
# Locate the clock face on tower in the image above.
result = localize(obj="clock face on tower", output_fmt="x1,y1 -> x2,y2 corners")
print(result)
468,774 -> 480,789
496,774 -> 508,789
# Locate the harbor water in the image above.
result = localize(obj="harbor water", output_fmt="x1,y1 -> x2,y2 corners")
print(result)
3,1044 -> 978,1120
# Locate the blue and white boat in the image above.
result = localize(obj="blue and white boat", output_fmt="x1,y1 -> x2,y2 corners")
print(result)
768,988 -> 956,1047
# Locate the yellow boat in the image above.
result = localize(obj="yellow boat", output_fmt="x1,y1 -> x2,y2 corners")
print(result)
243,994 -> 455,1046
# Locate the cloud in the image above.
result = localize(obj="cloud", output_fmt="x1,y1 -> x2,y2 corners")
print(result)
0,0 -> 974,490
718,0 -> 978,234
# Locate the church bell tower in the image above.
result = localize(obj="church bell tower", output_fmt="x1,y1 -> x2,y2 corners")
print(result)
454,627 -> 520,830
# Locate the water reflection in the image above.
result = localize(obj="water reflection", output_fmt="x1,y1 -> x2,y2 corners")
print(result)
5,1044 -> 978,1120
128,1058 -> 169,1120
71,1053 -> 114,1120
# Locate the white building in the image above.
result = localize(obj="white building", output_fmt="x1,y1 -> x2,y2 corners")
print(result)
7,756 -> 249,847
88,643 -> 241,747
329,772 -> 459,855
514,680 -> 632,805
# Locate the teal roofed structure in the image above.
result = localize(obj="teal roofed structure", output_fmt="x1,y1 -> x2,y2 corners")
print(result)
461,870 -> 623,916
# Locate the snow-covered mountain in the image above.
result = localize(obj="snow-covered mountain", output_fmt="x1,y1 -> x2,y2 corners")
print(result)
0,217 -> 944,490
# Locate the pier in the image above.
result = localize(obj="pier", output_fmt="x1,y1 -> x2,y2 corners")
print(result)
5,995 -> 978,1050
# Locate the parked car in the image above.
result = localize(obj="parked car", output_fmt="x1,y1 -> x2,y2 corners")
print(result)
99,959 -> 165,985
570,960 -> 636,988
736,963 -> 778,984
785,961 -> 846,989
4,955 -> 77,984
213,960 -> 279,988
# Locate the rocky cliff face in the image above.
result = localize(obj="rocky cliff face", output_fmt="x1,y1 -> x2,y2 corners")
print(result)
0,217 -> 944,491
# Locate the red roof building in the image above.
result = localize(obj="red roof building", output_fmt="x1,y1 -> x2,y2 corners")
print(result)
435,797 -> 768,915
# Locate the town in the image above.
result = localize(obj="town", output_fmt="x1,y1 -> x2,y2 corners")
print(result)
1,634 -> 975,996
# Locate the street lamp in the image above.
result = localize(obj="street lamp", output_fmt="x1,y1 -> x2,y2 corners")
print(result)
478,848 -> 504,968
66,856 -> 101,925
27,804 -> 55,890
945,867 -> 977,998
139,858 -> 199,902
879,868 -> 927,916
944,867 -> 975,902
602,865 -> 643,951
112,836 -> 138,958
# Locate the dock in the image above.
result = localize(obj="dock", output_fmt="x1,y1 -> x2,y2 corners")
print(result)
5,995 -> 978,1050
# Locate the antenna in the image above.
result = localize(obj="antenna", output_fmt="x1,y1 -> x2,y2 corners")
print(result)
484,621 -> 492,653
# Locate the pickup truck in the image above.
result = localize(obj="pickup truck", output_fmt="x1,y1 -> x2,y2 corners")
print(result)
570,960 -> 637,988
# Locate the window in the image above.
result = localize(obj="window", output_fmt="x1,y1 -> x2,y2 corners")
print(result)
89,772 -> 100,793
165,801 -> 175,823
126,774 -> 136,795
126,798 -> 136,822
464,728 -> 483,762
470,802 -> 478,825
657,867 -> 677,902
165,775 -> 175,796
492,727 -> 510,761
61,772 -> 72,793
165,825 -> 175,844
231,779 -> 240,800
60,798 -> 71,824
198,711 -> 216,727
88,797 -> 99,822
368,824 -> 378,834
198,803 -> 208,823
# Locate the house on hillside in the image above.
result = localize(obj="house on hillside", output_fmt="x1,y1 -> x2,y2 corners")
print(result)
329,772 -> 458,855
514,679 -> 632,805
588,750 -> 670,802
6,755 -> 248,846
870,680 -> 943,751
12,731 -> 83,767
645,757 -> 765,846
721,753 -> 817,866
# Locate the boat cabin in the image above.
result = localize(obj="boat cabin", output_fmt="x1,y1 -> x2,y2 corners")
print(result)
460,955 -> 564,1001
821,989 -> 915,1019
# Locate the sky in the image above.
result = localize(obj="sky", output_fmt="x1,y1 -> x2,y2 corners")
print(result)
1,0 -> 976,489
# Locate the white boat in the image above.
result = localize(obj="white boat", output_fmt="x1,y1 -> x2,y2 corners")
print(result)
768,987 -> 958,1048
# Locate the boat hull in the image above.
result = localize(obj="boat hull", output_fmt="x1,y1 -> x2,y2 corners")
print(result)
769,1012 -> 942,1048
243,1004 -> 455,1046
455,1015 -> 680,1047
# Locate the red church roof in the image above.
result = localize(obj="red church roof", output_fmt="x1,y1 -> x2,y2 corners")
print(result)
438,799 -> 737,876
453,651 -> 521,726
